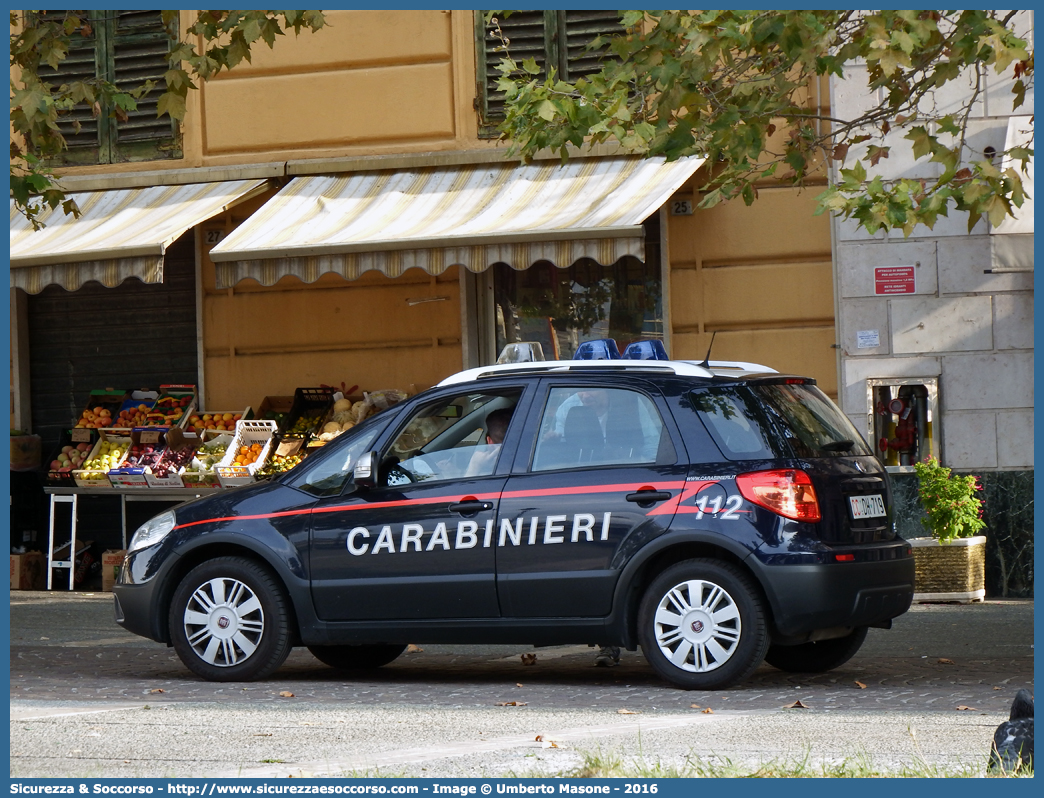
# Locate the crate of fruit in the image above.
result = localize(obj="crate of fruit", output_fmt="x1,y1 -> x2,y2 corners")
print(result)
215,420 -> 278,488
73,389 -> 127,432
184,407 -> 252,435
45,431 -> 97,487
144,428 -> 203,488
181,433 -> 234,489
146,385 -> 197,428
108,427 -> 168,488
254,449 -> 309,480
282,388 -> 335,440
73,432 -> 132,488
111,391 -> 159,430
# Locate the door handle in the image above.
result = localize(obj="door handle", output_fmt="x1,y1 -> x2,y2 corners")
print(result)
625,490 -> 672,504
449,500 -> 494,515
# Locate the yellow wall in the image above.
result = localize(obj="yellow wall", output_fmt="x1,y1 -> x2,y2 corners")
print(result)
198,197 -> 463,412
668,185 -> 837,397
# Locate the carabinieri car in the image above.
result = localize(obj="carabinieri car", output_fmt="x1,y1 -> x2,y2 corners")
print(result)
113,358 -> 915,690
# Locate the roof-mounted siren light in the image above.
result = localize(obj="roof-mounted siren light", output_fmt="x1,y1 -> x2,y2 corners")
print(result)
497,342 -> 546,364
573,339 -> 621,360
621,340 -> 670,361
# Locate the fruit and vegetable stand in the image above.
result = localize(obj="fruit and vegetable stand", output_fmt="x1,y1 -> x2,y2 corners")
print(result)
39,384 -> 412,589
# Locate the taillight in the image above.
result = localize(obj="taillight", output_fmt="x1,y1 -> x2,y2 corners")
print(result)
736,469 -> 821,522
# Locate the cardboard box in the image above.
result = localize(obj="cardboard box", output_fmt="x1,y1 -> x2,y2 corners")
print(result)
144,428 -> 203,488
184,406 -> 252,435
148,385 -> 198,429
11,552 -> 45,590
10,434 -> 41,471
108,427 -> 166,488
101,549 -> 126,592
73,389 -> 128,432
73,432 -> 132,488
256,396 -> 293,432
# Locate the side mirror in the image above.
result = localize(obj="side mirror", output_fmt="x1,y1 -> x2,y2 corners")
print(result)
353,451 -> 378,488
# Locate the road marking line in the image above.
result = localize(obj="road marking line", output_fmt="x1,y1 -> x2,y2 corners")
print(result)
10,704 -> 143,721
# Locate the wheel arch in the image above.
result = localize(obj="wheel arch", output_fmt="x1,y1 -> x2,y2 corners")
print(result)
158,538 -> 308,646
609,532 -> 774,650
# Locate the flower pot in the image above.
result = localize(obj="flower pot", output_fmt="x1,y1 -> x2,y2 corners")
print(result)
908,536 -> 986,603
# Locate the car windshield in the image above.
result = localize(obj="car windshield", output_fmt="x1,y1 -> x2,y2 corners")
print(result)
752,382 -> 872,457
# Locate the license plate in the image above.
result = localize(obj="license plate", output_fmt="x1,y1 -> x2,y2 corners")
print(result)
849,494 -> 886,519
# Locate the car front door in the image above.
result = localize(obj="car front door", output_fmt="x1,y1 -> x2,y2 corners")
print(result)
308,387 -> 525,621
494,380 -> 688,617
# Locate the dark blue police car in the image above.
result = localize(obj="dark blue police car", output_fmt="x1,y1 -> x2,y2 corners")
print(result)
113,355 -> 914,689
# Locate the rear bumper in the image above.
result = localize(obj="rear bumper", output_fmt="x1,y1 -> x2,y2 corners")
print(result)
752,551 -> 915,637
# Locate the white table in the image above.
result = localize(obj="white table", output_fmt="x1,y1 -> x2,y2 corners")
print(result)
43,486 -> 223,590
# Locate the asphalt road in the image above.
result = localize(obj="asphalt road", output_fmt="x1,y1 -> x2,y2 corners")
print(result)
8,591 -> 1034,778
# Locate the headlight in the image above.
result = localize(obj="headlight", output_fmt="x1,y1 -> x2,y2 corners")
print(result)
128,509 -> 177,553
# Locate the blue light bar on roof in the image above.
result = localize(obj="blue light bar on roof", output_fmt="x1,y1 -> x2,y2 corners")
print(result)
574,339 -> 621,360
622,340 -> 669,360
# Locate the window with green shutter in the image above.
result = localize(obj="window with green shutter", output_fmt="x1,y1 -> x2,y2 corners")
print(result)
475,10 -> 625,136
33,10 -> 181,165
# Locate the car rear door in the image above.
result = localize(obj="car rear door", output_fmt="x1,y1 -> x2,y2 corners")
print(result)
494,378 -> 688,618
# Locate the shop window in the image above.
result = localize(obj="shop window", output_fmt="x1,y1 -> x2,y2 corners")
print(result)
475,10 -> 625,135
866,378 -> 940,472
493,255 -> 663,362
31,10 -> 180,165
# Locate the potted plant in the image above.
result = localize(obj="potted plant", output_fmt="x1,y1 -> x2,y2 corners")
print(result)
908,457 -> 987,603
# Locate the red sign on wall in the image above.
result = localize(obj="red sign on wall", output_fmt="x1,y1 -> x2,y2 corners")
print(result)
874,266 -> 916,295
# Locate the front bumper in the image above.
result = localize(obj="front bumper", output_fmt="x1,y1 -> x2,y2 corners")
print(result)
111,545 -> 181,643
752,550 -> 915,637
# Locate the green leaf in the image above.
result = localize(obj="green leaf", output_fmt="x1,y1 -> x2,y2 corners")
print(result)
536,100 -> 557,122
156,91 -> 187,120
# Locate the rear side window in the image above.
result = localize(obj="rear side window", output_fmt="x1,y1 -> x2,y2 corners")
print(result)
691,383 -> 872,460
690,388 -> 780,460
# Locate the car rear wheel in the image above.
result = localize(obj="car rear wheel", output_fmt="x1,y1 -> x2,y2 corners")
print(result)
764,626 -> 868,673
638,559 -> 769,690
307,644 -> 406,670
169,557 -> 293,682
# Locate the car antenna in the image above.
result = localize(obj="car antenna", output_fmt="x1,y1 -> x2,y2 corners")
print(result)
699,331 -> 717,369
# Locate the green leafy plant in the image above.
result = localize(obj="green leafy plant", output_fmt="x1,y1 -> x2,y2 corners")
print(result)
913,457 -> 986,543
491,10 -> 1033,237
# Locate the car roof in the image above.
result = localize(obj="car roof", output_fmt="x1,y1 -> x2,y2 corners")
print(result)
437,359 -> 778,387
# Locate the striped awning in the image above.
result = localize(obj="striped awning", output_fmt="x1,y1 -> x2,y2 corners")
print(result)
990,116 -> 1033,272
10,179 -> 271,294
208,156 -> 704,288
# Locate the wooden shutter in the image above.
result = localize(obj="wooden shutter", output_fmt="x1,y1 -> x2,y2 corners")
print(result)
110,10 -> 180,162
475,10 -> 624,135
557,10 -> 626,81
32,10 -> 178,165
476,10 -> 552,134
33,11 -> 104,164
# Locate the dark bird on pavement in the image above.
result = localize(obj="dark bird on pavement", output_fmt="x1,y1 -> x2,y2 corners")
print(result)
988,689 -> 1034,774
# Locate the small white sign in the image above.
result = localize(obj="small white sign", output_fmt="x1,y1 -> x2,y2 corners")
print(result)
670,199 -> 693,215
856,329 -> 880,349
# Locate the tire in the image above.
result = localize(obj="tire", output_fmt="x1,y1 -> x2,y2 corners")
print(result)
638,559 -> 769,690
764,626 -> 868,673
307,644 -> 407,670
169,556 -> 293,682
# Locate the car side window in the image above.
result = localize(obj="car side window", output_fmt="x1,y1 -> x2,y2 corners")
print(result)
381,390 -> 521,486
531,386 -> 669,471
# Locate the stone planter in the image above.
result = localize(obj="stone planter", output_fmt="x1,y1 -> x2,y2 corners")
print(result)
909,536 -> 986,603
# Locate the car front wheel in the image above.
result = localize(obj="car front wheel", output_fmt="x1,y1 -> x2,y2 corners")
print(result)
638,559 -> 769,690
764,626 -> 868,673
169,557 -> 293,682
307,644 -> 407,670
